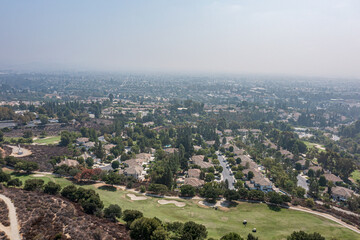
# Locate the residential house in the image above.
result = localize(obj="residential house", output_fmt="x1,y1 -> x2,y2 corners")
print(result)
76,137 -> 89,145
184,178 -> 205,187
331,186 -> 357,201
188,169 -> 201,179
191,155 -> 213,169
324,173 -> 343,183
56,159 -> 79,167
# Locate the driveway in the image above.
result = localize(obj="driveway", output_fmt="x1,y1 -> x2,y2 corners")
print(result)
297,174 -> 309,192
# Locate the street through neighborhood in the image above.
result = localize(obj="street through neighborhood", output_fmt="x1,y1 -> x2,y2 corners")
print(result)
217,153 -> 236,190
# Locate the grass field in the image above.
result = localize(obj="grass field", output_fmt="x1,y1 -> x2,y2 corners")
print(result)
351,170 -> 360,182
303,141 -> 326,152
32,135 -> 61,145
6,172 -> 359,240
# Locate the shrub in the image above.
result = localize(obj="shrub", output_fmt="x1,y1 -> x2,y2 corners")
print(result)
130,217 -> 162,240
148,183 -> 168,195
43,182 -> 61,195
305,198 -> 315,208
24,179 -> 44,191
140,185 -> 146,193
180,185 -> 196,197
220,232 -> 244,240
0,170 -> 11,183
123,209 -> 143,226
61,185 -> 78,201
7,178 -> 22,187
104,204 -> 122,222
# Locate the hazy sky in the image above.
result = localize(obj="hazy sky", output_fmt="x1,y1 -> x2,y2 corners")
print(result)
1,0 -> 360,77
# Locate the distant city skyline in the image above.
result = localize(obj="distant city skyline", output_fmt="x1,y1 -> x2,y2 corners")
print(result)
1,0 -> 360,78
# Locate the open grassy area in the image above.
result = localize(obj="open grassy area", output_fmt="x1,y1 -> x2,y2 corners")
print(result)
32,135 -> 61,145
303,141 -> 326,152
351,170 -> 360,183
7,172 -> 359,240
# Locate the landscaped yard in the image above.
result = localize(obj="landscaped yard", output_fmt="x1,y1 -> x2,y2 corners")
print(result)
7,172 -> 359,240
351,170 -> 360,183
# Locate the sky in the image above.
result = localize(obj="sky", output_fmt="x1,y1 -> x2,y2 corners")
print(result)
1,0 -> 360,78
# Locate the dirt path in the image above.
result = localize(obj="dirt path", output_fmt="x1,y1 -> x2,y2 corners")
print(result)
290,206 -> 360,234
0,194 -> 21,240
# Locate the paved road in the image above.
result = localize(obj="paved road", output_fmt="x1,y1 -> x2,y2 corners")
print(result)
217,153 -> 236,190
0,194 -> 21,240
297,174 -> 309,192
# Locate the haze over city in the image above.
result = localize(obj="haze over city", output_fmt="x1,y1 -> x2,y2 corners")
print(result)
1,0 -> 360,78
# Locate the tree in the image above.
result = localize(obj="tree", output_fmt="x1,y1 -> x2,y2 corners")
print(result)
150,227 -> 169,240
305,198 -> 315,208
0,130 -> 3,142
104,172 -> 122,186
319,175 -> 327,187
39,114 -> 49,125
14,161 -> 39,173
61,185 -> 78,201
247,233 -> 259,240
60,131 -> 76,146
281,194 -> 292,203
148,183 -> 168,195
248,190 -> 265,201
104,204 -> 122,222
200,182 -> 223,203
7,178 -> 22,187
23,130 -> 33,139
205,173 -> 215,182
43,182 -> 61,195
130,217 -> 162,240
294,186 -> 306,198
235,171 -> 244,180
0,170 -> 11,183
123,210 -> 143,226
24,179 -> 44,191
266,191 -> 283,205
181,221 -> 208,240
180,185 -> 196,197
224,189 -> 239,202
286,231 -> 325,240
109,93 -> 114,102
220,232 -> 244,240
111,161 -> 120,169
86,157 -> 94,167
307,169 -> 315,178
247,171 -> 254,180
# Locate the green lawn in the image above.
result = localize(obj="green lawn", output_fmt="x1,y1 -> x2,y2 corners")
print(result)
32,135 -> 61,145
303,141 -> 326,152
351,170 -> 360,183
9,173 -> 360,240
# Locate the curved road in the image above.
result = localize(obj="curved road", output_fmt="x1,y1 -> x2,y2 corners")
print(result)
0,194 -> 21,240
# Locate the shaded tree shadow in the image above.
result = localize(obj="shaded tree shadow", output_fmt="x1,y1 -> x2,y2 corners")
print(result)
267,204 -> 281,212
98,185 -> 117,191
227,201 -> 239,208
10,172 -> 31,177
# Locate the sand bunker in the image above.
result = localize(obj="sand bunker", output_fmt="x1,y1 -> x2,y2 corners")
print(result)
158,200 -> 186,207
198,200 -> 229,208
32,174 -> 45,177
127,194 -> 147,201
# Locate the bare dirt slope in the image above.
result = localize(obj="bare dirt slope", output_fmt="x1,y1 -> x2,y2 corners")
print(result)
1,187 -> 130,240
